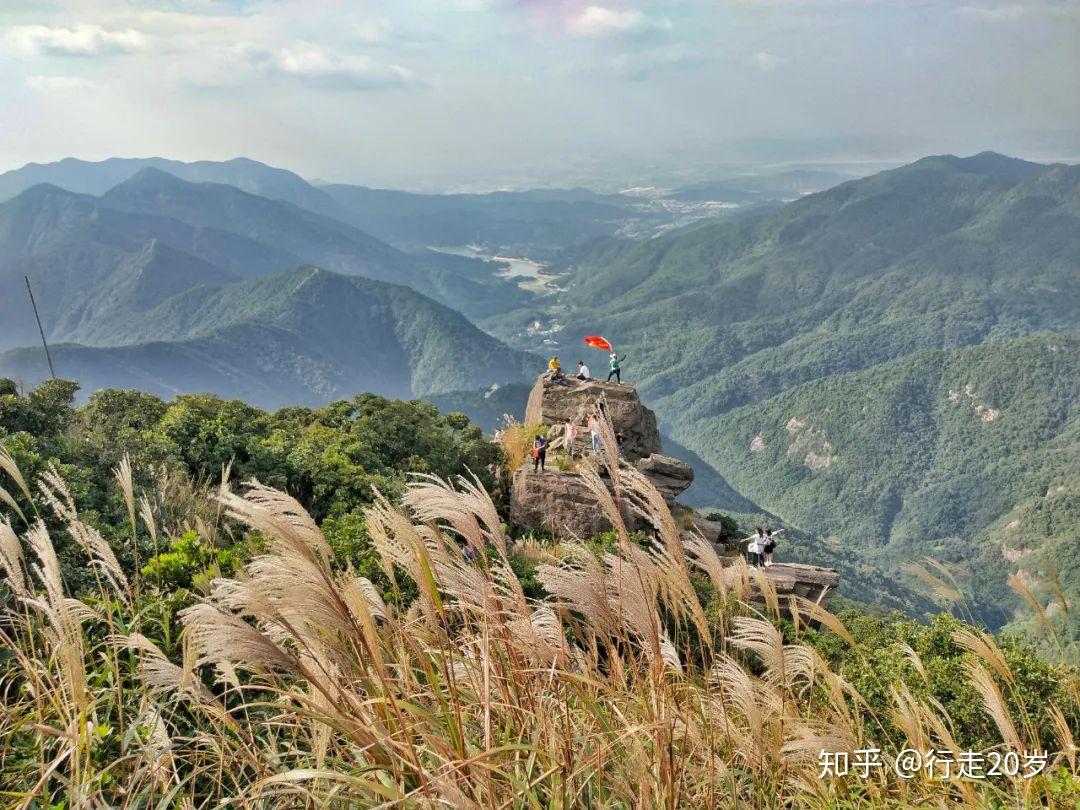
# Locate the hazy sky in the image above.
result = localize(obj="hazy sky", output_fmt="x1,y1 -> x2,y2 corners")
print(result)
1,0 -> 1078,189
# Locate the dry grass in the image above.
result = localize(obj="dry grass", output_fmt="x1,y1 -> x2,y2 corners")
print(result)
0,453 -> 1078,807
495,417 -> 547,473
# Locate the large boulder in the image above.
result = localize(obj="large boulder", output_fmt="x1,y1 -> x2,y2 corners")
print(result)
510,467 -> 638,538
524,374 -> 660,461
634,454 -> 693,503
681,510 -> 728,547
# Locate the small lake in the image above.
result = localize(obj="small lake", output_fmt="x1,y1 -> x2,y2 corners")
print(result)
430,246 -> 559,293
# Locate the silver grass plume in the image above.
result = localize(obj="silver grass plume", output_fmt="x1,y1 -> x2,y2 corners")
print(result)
38,465 -> 128,595
0,516 -> 28,598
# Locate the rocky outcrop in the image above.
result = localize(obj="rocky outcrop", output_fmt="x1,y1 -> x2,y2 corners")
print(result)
510,467 -> 634,538
762,563 -> 840,602
634,454 -> 693,503
525,375 -> 660,461
508,373 -> 840,609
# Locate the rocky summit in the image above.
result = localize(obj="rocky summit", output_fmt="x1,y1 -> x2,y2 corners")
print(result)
525,375 -> 660,461
509,372 -> 839,610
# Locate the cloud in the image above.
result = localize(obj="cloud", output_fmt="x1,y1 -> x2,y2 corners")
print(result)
273,44 -> 419,90
4,24 -> 147,57
952,4 -> 1031,22
751,50 -> 783,70
602,45 -> 708,80
566,6 -> 666,38
24,75 -> 97,91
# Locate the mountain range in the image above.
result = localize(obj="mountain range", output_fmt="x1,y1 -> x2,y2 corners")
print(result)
0,168 -> 536,405
0,156 -> 850,258
1,149 -> 1076,647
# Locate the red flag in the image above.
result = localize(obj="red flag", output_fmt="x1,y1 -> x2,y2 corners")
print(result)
584,335 -> 613,352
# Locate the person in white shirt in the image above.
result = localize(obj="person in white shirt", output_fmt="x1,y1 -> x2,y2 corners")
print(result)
744,527 -> 766,567
565,421 -> 578,458
587,411 -> 601,454
576,361 -> 590,380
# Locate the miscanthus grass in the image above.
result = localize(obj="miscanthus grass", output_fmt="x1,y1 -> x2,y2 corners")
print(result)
0,440 -> 1078,807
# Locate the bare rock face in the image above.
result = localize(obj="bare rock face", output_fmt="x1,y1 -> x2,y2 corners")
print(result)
525,375 -> 660,461
510,467 -> 636,538
634,454 -> 693,503
759,564 -> 840,615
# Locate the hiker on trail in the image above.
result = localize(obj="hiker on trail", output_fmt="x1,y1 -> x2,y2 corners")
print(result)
763,528 -> 783,567
588,410 -> 602,454
745,527 -> 766,567
607,353 -> 627,384
577,361 -> 590,380
533,433 -> 550,472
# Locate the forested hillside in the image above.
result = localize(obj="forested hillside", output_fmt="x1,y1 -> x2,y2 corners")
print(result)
704,336 -> 1078,645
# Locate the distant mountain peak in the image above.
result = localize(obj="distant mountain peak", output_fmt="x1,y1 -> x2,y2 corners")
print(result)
116,165 -> 198,190
912,151 -> 1047,181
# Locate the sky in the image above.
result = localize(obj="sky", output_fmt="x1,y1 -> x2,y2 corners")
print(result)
1,0 -> 1078,190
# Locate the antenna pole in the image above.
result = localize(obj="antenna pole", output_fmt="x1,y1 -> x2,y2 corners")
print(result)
24,275 -> 55,379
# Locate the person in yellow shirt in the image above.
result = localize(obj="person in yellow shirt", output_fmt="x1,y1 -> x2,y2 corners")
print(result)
547,356 -> 570,385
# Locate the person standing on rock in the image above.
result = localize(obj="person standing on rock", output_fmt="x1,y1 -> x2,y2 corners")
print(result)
565,421 -> 578,458
533,433 -> 550,472
588,410 -> 602,454
607,352 -> 627,384
763,528 -> 782,567
746,527 -> 766,567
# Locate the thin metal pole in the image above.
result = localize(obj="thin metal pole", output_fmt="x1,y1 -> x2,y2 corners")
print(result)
24,275 -> 55,379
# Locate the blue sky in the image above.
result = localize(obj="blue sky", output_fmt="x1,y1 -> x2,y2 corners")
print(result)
1,1 -> 1077,189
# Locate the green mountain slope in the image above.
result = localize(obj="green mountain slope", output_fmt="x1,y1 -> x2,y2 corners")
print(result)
539,154 -> 1078,419
703,335 -> 1078,632
99,169 -> 531,321
0,266 -> 536,406
0,184 -> 279,350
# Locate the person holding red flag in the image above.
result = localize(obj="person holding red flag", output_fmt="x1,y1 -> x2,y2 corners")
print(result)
607,352 -> 627,384
583,336 -> 628,384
